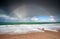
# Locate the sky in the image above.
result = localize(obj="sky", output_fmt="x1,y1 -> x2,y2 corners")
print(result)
0,0 -> 60,22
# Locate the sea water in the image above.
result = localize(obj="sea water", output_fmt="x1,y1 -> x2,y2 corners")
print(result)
0,24 -> 60,34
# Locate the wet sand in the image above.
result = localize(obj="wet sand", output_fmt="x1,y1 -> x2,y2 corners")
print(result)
0,30 -> 60,39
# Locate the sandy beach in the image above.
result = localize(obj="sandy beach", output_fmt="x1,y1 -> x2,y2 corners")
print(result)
0,30 -> 60,39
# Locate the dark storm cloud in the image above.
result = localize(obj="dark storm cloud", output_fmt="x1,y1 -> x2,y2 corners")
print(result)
0,0 -> 60,22
0,0 -> 59,15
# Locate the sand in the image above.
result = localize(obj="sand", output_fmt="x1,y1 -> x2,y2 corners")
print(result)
0,30 -> 60,39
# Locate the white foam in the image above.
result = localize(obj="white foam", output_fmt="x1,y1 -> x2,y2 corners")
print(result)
0,24 -> 60,34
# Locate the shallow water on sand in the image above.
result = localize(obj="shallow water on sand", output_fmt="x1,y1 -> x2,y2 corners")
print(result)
0,24 -> 60,34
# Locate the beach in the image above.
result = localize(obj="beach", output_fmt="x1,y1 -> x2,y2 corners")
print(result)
0,30 -> 60,39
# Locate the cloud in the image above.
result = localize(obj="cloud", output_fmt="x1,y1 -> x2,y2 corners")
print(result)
31,16 -> 39,22
12,5 -> 27,21
48,16 -> 55,22
30,16 -> 56,22
0,14 -> 20,22
0,14 -> 56,22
